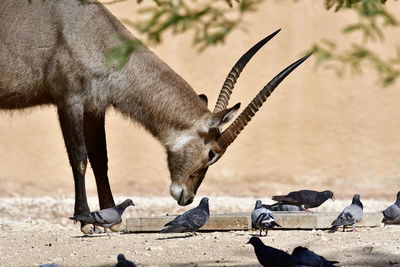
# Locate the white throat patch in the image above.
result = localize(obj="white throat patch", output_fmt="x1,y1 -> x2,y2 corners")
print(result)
169,133 -> 196,152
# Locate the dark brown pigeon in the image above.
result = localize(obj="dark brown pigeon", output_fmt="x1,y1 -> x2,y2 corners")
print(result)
247,237 -> 293,267
272,190 -> 334,211
291,246 -> 339,267
248,237 -> 340,267
115,254 -> 137,267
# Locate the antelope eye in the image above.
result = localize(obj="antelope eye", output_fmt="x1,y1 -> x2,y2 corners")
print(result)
208,150 -> 215,161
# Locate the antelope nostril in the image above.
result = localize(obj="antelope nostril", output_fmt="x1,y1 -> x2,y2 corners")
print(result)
178,190 -> 184,205
170,183 -> 185,201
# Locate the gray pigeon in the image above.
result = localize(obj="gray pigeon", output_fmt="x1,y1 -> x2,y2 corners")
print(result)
382,191 -> 400,225
247,237 -> 293,267
69,199 -> 134,234
331,194 -> 363,232
263,203 -> 306,212
252,200 -> 281,236
115,254 -> 137,267
291,246 -> 339,267
160,197 -> 209,235
272,190 -> 335,211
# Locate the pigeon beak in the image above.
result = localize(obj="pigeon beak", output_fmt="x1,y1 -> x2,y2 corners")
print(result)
331,197 -> 335,201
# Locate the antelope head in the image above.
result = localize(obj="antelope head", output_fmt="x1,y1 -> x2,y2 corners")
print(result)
168,29 -> 311,206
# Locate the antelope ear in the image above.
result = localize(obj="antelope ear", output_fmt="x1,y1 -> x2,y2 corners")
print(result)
199,94 -> 208,106
208,102 -> 241,128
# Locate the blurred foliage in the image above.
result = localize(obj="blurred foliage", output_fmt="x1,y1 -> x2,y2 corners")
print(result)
126,0 -> 262,51
105,36 -> 143,70
310,0 -> 399,86
26,0 -> 400,85
109,0 -> 399,86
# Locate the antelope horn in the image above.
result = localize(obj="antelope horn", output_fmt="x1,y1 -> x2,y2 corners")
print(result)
213,29 -> 281,113
217,53 -> 312,149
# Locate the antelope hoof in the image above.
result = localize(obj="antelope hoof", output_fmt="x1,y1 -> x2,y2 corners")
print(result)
94,226 -> 105,234
81,223 -> 94,235
110,223 -> 122,232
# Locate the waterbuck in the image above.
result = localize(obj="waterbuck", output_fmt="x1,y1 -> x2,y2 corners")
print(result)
0,0 -> 310,234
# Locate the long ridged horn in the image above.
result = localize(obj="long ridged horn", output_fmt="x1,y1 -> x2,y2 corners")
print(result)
217,53 -> 312,149
213,29 -> 281,113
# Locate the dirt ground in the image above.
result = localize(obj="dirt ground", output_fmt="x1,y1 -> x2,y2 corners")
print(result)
1,196 -> 400,267
1,219 -> 400,267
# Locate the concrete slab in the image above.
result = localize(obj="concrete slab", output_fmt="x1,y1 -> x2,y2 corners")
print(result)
274,211 -> 382,229
126,213 -> 250,232
126,212 -> 383,232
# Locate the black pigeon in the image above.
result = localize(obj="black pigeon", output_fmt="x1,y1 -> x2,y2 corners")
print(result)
382,191 -> 400,225
263,203 -> 306,212
115,254 -> 137,267
69,199 -> 134,234
252,200 -> 280,236
247,237 -> 293,267
272,190 -> 335,211
291,246 -> 339,267
331,194 -> 363,232
160,197 -> 209,235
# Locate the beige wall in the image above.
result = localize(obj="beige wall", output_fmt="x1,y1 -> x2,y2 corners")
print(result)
1,1 -> 399,199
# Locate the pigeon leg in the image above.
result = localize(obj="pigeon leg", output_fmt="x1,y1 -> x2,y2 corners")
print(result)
342,225 -> 346,232
105,228 -> 111,239
352,225 -> 358,232
83,112 -> 116,210
259,228 -> 262,237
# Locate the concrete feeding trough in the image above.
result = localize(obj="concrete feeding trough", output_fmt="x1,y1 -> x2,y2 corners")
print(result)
126,212 -> 383,232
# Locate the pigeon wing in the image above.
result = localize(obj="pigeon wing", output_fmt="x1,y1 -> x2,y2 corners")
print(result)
164,214 -> 186,226
92,208 -> 120,224
332,210 -> 355,226
382,204 -> 400,224
272,190 -> 316,205
292,247 -> 339,267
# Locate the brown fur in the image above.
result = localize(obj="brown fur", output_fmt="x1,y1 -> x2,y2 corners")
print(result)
0,0 -> 239,233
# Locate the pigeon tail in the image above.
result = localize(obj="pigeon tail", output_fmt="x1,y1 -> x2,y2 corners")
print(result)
160,224 -> 189,233
271,195 -> 287,202
269,221 -> 281,228
69,214 -> 95,224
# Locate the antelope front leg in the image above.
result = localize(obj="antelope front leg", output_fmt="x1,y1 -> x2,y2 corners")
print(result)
83,113 -> 115,209
58,106 -> 92,235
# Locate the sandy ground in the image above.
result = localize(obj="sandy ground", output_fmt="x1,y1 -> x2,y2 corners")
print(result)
1,196 -> 400,267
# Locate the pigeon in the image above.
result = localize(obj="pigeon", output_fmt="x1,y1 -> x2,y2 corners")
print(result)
272,190 -> 335,211
291,246 -> 339,267
331,194 -> 363,232
247,236 -> 293,267
39,264 -> 60,267
115,254 -> 137,267
160,197 -> 209,235
252,200 -> 281,236
263,203 -> 306,212
382,191 -> 400,225
69,199 -> 134,234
